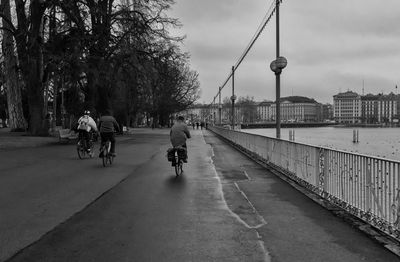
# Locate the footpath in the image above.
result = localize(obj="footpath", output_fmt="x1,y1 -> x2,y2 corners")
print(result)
0,127 -> 138,149
0,128 -> 399,261
0,128 -> 57,149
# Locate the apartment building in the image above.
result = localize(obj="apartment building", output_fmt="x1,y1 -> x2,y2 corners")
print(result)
256,101 -> 273,121
269,96 -> 320,122
334,91 -> 398,124
361,94 -> 378,123
376,94 -> 397,123
333,91 -> 361,123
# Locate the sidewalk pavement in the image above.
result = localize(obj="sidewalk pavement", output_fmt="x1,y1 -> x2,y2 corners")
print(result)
0,128 -> 57,150
0,127 -> 152,150
203,129 -> 399,261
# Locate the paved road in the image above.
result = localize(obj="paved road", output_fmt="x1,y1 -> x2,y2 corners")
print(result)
0,129 -> 399,261
1,129 -> 266,262
0,130 -> 169,261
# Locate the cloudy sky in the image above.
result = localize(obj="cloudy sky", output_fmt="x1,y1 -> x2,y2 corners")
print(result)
167,0 -> 400,104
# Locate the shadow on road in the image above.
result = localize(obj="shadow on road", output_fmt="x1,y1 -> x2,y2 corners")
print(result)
165,173 -> 186,188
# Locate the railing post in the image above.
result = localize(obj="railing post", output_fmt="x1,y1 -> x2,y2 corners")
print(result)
324,150 -> 329,196
366,158 -> 372,216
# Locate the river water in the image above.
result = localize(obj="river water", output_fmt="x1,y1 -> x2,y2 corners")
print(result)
242,127 -> 400,161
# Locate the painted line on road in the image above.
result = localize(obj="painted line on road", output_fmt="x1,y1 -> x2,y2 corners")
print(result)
234,181 -> 267,229
243,170 -> 251,180
208,145 -> 271,262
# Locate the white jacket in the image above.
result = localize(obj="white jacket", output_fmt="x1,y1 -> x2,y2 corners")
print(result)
78,115 -> 98,132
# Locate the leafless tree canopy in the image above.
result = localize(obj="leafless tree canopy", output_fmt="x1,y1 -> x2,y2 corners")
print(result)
0,0 -> 200,133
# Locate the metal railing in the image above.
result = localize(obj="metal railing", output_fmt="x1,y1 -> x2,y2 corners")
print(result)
209,126 -> 400,240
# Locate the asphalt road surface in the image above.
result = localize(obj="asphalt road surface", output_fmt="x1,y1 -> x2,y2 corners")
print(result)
0,129 -> 398,261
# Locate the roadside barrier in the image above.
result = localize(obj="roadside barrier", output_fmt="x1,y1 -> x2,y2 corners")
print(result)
209,126 -> 400,241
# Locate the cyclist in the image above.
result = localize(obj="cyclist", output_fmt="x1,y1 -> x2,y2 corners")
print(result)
77,110 -> 98,152
98,110 -> 120,157
170,115 -> 191,162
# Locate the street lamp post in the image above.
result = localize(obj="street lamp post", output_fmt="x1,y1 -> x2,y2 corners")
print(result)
231,66 -> 236,129
269,0 -> 287,139
213,96 -> 217,125
275,0 -> 281,139
219,86 -> 222,125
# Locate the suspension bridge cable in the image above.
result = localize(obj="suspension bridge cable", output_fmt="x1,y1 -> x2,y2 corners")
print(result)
214,0 -> 279,102
234,1 -> 276,69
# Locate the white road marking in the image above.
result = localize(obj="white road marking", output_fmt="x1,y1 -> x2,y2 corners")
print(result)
208,145 -> 271,262
234,181 -> 267,229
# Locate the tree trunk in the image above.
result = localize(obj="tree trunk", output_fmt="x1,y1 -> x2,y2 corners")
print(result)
52,80 -> 58,128
1,0 -> 27,131
14,0 -> 47,135
25,42 -> 46,135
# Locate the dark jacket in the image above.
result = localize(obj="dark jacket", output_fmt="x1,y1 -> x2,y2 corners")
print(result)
98,115 -> 120,133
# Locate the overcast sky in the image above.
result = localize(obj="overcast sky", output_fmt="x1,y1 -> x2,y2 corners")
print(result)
167,0 -> 400,104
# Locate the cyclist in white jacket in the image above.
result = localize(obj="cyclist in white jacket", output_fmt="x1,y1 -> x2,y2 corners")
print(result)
77,110 -> 98,152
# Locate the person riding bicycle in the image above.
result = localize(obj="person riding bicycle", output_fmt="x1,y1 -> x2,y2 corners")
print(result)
77,110 -> 98,152
98,110 -> 120,157
170,115 -> 191,162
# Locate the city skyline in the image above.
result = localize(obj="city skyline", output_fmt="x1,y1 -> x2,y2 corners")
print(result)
192,90 -> 400,106
168,0 -> 400,105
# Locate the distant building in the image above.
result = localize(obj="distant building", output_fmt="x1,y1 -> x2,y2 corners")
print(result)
270,96 -> 320,122
377,93 -> 397,123
181,104 -> 210,123
321,104 -> 334,121
256,101 -> 273,122
183,96 -> 333,126
361,94 -> 378,123
334,91 -> 397,124
333,91 -> 361,123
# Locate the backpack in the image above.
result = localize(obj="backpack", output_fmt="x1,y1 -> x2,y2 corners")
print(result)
167,148 -> 175,161
78,116 -> 90,131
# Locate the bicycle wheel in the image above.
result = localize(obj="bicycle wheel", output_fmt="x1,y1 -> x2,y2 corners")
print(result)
175,158 -> 183,176
108,154 -> 114,165
77,141 -> 85,159
102,151 -> 107,166
101,145 -> 107,167
88,142 -> 94,158
102,141 -> 112,167
108,140 -> 114,165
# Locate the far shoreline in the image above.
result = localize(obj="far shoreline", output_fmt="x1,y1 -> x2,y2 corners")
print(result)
240,122 -> 400,129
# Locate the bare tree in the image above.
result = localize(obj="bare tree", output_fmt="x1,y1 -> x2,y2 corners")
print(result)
0,0 -> 27,130
12,0 -> 48,135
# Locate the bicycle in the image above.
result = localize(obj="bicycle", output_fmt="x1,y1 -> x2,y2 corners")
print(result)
172,146 -> 186,176
77,133 -> 94,159
100,140 -> 114,167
